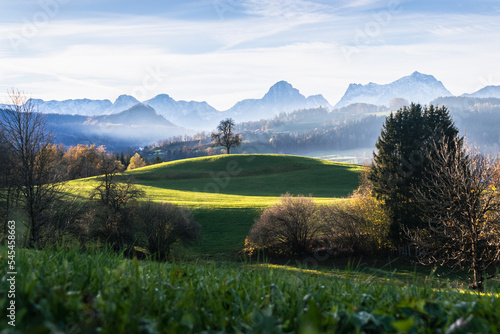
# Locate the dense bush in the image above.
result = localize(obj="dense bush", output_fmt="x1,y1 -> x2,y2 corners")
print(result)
35,197 -> 88,248
320,196 -> 390,255
246,172 -> 391,258
85,203 -> 139,251
247,194 -> 322,256
342,169 -> 391,252
136,201 -> 200,260
320,204 -> 375,255
87,155 -> 144,251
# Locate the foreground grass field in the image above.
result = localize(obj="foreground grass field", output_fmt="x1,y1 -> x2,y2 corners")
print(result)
1,246 -> 499,333
66,154 -> 362,255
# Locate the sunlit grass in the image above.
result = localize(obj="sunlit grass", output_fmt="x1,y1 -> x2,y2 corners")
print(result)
61,154 -> 360,254
2,246 -> 499,333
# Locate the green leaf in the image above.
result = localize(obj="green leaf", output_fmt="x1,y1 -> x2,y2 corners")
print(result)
393,318 -> 415,332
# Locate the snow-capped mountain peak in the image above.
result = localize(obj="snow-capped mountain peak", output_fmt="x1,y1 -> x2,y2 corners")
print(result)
226,81 -> 331,122
262,81 -> 304,103
107,95 -> 140,114
334,71 -> 453,109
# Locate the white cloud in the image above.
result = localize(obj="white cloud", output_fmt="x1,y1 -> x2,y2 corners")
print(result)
0,4 -> 498,109
340,0 -> 393,10
242,0 -> 332,18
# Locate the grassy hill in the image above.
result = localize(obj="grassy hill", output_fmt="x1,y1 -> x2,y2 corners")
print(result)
67,154 -> 362,255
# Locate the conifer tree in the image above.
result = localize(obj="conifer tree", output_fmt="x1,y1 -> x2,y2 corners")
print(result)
368,103 -> 459,244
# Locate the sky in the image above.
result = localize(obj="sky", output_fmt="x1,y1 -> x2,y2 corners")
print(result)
0,0 -> 499,110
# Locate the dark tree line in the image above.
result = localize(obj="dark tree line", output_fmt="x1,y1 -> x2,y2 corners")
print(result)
266,116 -> 385,153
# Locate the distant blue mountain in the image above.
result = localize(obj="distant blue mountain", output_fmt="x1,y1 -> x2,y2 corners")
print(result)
461,85 -> 500,99
225,81 -> 331,122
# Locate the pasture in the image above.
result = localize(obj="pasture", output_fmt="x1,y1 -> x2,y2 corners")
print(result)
66,154 -> 362,255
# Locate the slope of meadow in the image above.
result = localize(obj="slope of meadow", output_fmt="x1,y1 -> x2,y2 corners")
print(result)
67,154 -> 362,255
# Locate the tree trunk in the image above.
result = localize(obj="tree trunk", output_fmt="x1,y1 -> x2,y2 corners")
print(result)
28,217 -> 39,249
473,263 -> 483,292
471,240 -> 483,291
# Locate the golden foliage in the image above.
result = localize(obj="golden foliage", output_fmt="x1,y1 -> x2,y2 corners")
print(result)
127,153 -> 146,171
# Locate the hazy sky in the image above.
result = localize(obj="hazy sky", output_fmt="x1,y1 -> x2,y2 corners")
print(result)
0,0 -> 499,110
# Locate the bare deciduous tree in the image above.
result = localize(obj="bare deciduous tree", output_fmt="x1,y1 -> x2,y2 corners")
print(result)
91,154 -> 127,209
1,90 -> 62,248
407,137 -> 500,290
89,154 -> 144,250
211,118 -> 241,154
0,124 -> 17,243
138,201 -> 200,260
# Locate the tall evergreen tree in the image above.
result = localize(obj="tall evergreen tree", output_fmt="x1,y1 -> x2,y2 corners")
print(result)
153,154 -> 163,164
368,104 -> 459,244
119,152 -> 125,165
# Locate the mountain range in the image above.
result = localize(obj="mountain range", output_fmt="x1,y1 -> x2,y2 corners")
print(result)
333,72 -> 453,109
27,81 -> 331,130
43,104 -> 192,150
461,85 -> 500,99
10,72 -> 500,137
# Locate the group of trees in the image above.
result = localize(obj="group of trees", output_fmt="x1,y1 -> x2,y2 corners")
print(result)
246,103 -> 500,291
62,146 -> 147,179
0,91 -> 199,259
369,103 -> 500,289
368,104 -> 459,242
83,155 -> 200,258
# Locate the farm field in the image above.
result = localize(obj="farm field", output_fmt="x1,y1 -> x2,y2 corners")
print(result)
65,154 -> 362,255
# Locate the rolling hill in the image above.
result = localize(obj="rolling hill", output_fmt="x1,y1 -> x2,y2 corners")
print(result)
68,154 -> 362,254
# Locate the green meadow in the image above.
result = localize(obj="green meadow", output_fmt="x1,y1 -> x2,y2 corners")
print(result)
1,246 -> 499,333
3,154 -> 500,332
66,154 -> 362,255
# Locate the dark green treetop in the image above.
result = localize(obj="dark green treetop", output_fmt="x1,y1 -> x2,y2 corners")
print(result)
368,103 -> 460,243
